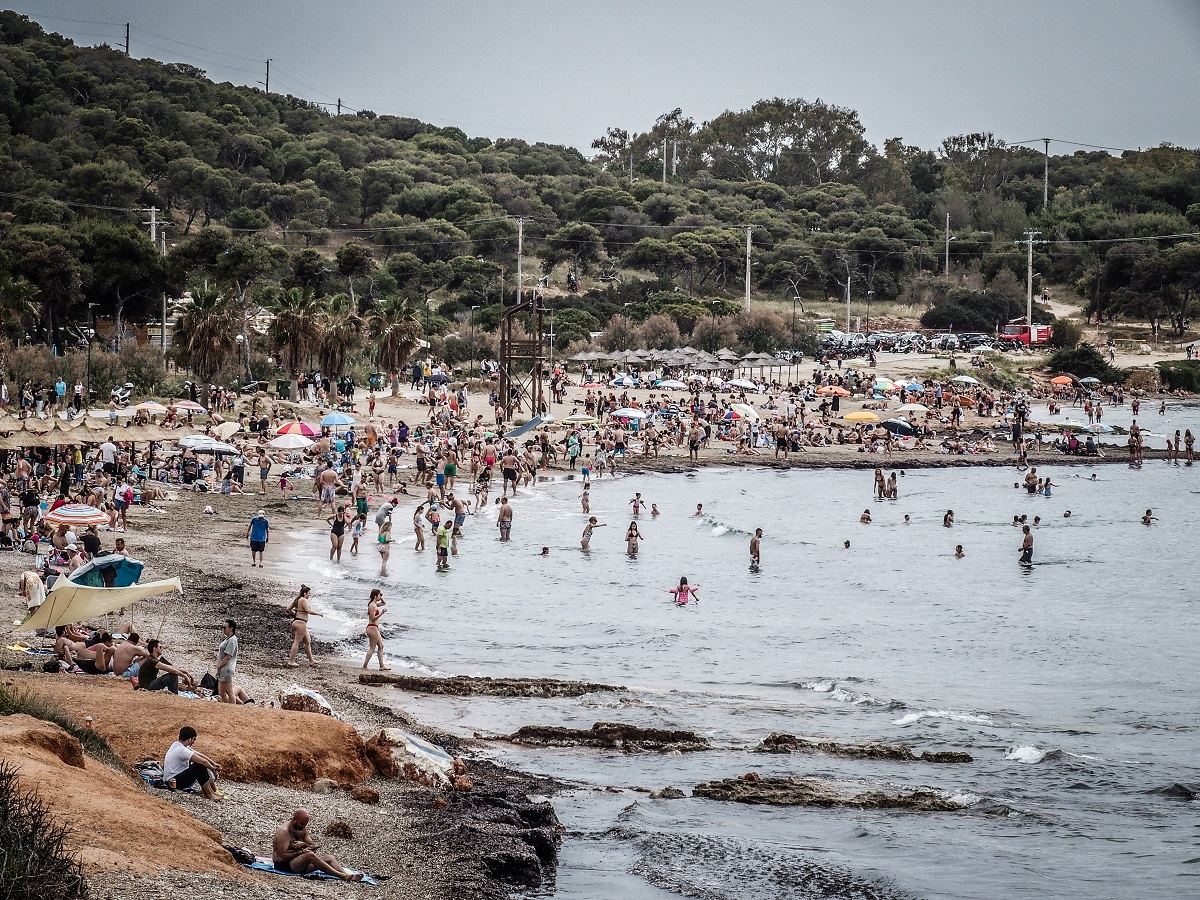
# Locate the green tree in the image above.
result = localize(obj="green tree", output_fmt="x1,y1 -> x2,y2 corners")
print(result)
335,241 -> 376,306
171,286 -> 237,381
317,293 -> 362,376
735,308 -> 788,353
368,296 -> 423,384
542,223 -> 605,275
75,221 -> 170,350
269,287 -> 321,398
0,274 -> 41,389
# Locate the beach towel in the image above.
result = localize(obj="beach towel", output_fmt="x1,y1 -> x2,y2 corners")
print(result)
243,856 -> 378,885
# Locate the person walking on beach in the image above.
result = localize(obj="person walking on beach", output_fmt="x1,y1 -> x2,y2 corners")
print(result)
257,448 -> 271,494
316,466 -> 340,518
581,516 -> 605,550
286,585 -> 322,668
376,516 -> 394,576
216,620 -> 239,704
750,528 -> 763,567
412,504 -> 425,551
435,522 -> 451,570
1018,525 -> 1034,564
625,520 -> 643,556
246,509 -> 270,568
362,589 -> 388,670
497,497 -> 513,541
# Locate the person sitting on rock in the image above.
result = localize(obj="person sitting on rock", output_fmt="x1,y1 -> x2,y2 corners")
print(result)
136,639 -> 197,694
273,808 -> 364,881
163,726 -> 221,801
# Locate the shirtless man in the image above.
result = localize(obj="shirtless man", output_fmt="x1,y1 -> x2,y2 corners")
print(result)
111,632 -> 149,678
1018,524 -> 1034,564
500,451 -> 519,498
497,497 -> 513,541
750,528 -> 763,567
316,467 -> 340,518
272,809 -> 364,882
447,493 -> 468,554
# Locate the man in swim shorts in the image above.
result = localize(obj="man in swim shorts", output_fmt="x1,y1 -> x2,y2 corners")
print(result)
497,497 -> 513,541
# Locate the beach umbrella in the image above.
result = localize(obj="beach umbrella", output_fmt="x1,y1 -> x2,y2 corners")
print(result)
1079,423 -> 1114,433
213,421 -> 242,441
655,379 -> 688,390
277,420 -> 319,437
320,412 -> 357,427
895,403 -> 929,413
171,400 -> 207,414
610,408 -> 647,419
730,403 -> 761,421
904,382 -> 925,392
579,382 -> 606,389
44,503 -> 110,528
427,372 -> 452,385
134,401 -> 168,414
728,378 -> 758,390
1079,377 -> 1101,384
880,418 -> 915,436
1050,375 -> 1073,385
269,433 -> 316,449
563,413 -> 599,426
951,375 -> 981,385
817,386 -> 851,396
843,410 -> 880,423
610,375 -> 638,387
177,435 -> 237,453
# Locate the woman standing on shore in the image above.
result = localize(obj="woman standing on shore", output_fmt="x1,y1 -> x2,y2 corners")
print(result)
378,517 -> 393,577
285,585 -> 322,668
327,504 -> 350,562
362,589 -> 389,671
413,503 -> 426,550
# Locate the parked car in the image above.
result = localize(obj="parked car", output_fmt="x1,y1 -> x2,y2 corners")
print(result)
933,333 -> 960,351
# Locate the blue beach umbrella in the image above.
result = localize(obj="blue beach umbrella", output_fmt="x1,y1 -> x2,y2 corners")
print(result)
320,412 -> 357,428
68,554 -> 146,588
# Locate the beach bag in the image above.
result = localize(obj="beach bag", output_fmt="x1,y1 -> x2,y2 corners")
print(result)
200,672 -> 219,693
43,658 -> 60,673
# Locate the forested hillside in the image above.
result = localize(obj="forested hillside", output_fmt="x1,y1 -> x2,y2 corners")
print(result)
0,11 -> 1198,387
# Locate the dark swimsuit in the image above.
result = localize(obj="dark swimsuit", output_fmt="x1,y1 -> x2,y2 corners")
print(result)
331,519 -> 346,537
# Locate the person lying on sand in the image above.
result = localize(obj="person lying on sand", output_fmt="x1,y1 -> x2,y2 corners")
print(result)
273,808 -> 364,881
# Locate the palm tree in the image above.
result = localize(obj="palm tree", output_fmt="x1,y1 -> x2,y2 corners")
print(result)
172,286 -> 238,382
317,293 -> 362,379
368,296 -> 423,393
0,275 -> 40,390
269,287 -> 321,400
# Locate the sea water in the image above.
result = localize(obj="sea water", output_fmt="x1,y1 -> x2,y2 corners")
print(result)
287,438 -> 1200,899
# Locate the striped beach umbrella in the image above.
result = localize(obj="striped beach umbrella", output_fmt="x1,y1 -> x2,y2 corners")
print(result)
44,504 -> 110,527
171,400 -> 207,414
135,401 -> 169,413
277,420 -> 319,437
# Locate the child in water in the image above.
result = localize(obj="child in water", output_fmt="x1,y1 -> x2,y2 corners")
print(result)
667,576 -> 700,604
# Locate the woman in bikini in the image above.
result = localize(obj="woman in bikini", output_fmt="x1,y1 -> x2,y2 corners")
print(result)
285,584 -> 322,667
362,588 -> 389,670
667,576 -> 700,605
625,521 -> 643,557
412,503 -> 426,550
379,517 -> 393,576
327,504 -> 350,561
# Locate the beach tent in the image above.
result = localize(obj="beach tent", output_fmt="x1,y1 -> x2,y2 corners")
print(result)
19,577 -> 182,631
68,554 -> 145,588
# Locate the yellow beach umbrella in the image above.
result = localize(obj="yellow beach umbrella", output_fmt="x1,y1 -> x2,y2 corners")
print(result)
843,410 -> 880,423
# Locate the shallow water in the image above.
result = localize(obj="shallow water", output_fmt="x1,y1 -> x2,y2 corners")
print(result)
287,441 -> 1200,899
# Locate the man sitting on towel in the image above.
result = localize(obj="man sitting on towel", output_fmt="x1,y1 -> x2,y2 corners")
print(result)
273,809 -> 364,881
163,726 -> 221,801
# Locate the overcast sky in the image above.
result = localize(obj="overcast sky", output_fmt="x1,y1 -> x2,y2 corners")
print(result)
12,0 -> 1200,156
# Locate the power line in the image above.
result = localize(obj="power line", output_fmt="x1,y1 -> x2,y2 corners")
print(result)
128,25 -> 265,64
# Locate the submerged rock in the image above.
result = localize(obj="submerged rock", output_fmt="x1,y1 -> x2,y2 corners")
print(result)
358,672 -> 626,698
650,786 -> 686,800
506,722 -> 710,753
755,732 -> 972,763
693,774 -> 967,811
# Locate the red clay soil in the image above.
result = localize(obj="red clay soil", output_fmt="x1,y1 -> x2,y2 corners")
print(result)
10,674 -> 372,786
0,713 -> 245,876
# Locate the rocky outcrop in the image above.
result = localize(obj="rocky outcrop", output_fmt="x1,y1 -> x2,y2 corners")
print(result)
506,722 -> 710,752
17,674 -> 372,787
358,672 -> 626,698
755,732 -> 972,762
693,772 -> 967,811
0,714 -> 246,875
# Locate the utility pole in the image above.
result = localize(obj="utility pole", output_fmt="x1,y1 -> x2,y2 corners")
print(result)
260,59 -> 271,94
944,213 -> 952,278
1043,138 -> 1050,209
124,23 -> 129,56
743,226 -> 753,311
629,151 -> 634,186
515,217 -> 523,306
672,140 -> 678,176
336,98 -> 341,116
160,229 -> 168,357
1017,230 -> 1042,324
662,139 -> 667,184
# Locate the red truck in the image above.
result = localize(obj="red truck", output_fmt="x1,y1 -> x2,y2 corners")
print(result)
998,318 -> 1053,349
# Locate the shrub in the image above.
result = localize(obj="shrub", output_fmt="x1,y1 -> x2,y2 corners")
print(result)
0,762 -> 88,900
1046,319 -> 1082,349
1157,360 -> 1200,392
1046,343 -> 1126,383
735,308 -> 788,353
